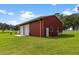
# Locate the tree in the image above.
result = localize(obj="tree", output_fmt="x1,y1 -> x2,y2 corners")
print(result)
0,22 -> 19,32
13,25 -> 19,30
54,13 -> 79,30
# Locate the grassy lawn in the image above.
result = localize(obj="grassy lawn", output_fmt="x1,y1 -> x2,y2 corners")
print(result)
0,30 -> 79,55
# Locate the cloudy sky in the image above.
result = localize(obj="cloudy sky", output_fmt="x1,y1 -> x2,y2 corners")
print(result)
0,4 -> 79,25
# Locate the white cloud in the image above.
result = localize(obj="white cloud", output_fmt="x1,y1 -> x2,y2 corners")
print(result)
0,9 -> 6,14
0,20 -> 18,25
62,9 -> 72,15
62,5 -> 79,15
72,5 -> 79,13
0,9 -> 14,16
8,12 -> 14,15
72,7 -> 78,13
20,11 -> 36,20
8,20 -> 18,25
5,20 -> 18,25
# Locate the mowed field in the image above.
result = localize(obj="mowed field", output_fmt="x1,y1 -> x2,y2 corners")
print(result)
0,30 -> 79,55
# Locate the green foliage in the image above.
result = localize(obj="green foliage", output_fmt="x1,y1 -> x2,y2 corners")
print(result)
0,23 -> 19,32
14,25 -> 19,30
54,13 -> 79,30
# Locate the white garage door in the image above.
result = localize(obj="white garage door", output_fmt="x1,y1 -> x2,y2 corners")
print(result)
20,26 -> 24,35
20,24 -> 29,36
24,24 -> 30,36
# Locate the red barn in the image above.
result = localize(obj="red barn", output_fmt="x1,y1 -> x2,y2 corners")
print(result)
18,15 -> 63,37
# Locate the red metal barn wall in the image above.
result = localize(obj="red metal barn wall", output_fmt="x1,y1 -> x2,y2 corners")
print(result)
29,16 -> 63,36
29,19 -> 45,36
29,21 -> 41,36
43,16 -> 63,36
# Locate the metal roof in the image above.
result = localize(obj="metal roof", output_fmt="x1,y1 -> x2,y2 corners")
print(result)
17,15 -> 61,26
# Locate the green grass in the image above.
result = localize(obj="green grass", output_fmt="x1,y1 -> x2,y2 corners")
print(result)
0,30 -> 79,55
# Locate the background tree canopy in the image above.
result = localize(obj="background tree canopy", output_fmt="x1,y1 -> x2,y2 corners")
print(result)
0,23 -> 19,32
54,13 -> 79,30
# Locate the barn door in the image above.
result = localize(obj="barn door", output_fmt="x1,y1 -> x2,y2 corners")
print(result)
20,24 -> 29,36
20,26 -> 24,35
24,24 -> 29,36
46,27 -> 49,37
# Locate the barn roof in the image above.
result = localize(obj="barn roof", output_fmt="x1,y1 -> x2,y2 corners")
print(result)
17,15 -> 62,26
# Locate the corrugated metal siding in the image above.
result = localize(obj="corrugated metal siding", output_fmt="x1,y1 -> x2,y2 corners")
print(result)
43,16 -> 63,36
29,21 -> 41,36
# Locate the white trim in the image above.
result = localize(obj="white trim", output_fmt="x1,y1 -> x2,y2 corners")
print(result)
46,27 -> 49,37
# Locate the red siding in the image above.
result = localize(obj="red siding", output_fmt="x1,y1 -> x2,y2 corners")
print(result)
29,21 -> 41,36
29,16 -> 63,36
43,16 -> 63,36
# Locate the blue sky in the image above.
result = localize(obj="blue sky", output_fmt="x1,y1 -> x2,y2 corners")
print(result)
0,4 -> 78,25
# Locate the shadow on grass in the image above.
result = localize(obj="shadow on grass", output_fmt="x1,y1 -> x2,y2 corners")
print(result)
46,34 -> 75,39
58,34 -> 74,38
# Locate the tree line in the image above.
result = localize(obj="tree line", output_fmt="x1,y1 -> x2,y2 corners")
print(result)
0,23 -> 19,32
54,13 -> 79,30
